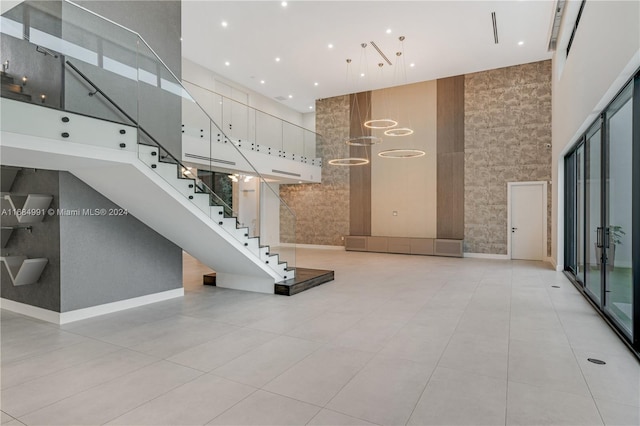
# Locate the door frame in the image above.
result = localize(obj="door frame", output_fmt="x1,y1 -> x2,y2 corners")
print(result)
507,181 -> 548,260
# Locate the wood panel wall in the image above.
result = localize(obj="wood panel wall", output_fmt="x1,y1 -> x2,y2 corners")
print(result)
349,91 -> 372,236
436,76 -> 465,239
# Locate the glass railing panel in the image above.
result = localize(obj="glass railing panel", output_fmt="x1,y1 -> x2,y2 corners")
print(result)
60,0 -> 139,124
282,121 -> 305,157
255,109 -> 284,153
2,0 -> 298,274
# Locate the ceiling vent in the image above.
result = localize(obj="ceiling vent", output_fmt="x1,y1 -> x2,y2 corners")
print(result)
491,12 -> 499,44
274,95 -> 287,101
548,0 -> 566,51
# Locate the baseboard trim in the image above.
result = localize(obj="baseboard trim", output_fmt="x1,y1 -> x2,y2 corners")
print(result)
545,256 -> 559,270
0,299 -> 60,323
1,288 -> 184,324
277,243 -> 345,251
463,252 -> 510,260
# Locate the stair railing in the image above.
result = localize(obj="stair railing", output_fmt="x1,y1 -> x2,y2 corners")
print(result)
0,0 -> 300,268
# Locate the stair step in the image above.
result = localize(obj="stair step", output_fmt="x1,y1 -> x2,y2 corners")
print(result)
275,268 -> 334,296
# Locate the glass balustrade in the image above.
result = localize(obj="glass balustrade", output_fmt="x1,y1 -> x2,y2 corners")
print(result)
1,0 -> 306,272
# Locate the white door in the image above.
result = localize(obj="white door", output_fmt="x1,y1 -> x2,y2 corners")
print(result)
510,183 -> 545,260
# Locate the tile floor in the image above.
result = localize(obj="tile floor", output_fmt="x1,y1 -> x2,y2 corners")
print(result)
1,249 -> 639,425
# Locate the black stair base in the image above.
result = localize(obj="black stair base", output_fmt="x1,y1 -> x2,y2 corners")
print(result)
202,272 -> 216,286
275,268 -> 334,296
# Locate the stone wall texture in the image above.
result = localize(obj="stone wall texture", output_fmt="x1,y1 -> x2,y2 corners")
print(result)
464,60 -> 552,255
279,95 -> 350,245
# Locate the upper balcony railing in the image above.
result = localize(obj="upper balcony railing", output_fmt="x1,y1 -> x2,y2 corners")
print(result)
0,0 -> 305,267
182,80 -> 321,164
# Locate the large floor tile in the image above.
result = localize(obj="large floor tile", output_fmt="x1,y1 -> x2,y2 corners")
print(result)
264,345 -> 373,406
212,335 -> 321,387
207,390 -> 320,425
594,398 -> 640,426
506,381 -> 603,425
0,349 -> 156,418
326,355 -> 433,425
330,316 -> 405,353
20,361 -> 201,425
307,409 -> 377,426
379,323 -> 451,364
107,373 -> 255,425
508,338 -> 591,396
0,339 -> 120,389
408,366 -> 507,425
438,332 -> 509,380
168,327 -> 278,371
285,312 -> 364,343
575,350 -> 640,407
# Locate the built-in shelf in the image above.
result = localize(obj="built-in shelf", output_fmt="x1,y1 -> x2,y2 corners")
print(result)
1,256 -> 48,286
345,236 -> 463,258
1,166 -> 20,192
1,226 -> 33,248
3,194 -> 53,223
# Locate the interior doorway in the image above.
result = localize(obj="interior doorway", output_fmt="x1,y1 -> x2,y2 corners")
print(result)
508,181 -> 547,261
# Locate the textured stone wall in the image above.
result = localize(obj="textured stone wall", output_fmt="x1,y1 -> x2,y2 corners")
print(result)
280,95 -> 350,245
464,61 -> 552,255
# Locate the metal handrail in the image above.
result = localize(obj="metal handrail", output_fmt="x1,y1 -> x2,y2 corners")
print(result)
64,60 -> 236,217
64,0 -> 297,219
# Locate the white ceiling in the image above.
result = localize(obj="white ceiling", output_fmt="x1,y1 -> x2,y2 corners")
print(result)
182,1 -> 556,113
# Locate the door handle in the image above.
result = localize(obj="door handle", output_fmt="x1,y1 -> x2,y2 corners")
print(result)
604,227 -> 610,248
597,227 -> 603,248
511,227 -> 517,233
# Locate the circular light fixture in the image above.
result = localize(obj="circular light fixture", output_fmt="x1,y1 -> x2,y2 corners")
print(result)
224,61 -> 230,66
364,119 -> 398,129
275,57 -> 281,62
314,82 -> 319,86
410,63 -> 415,67
386,28 -> 392,34
518,41 -> 524,46
221,21 -> 228,27
345,135 -> 383,146
260,80 -> 265,84
328,43 -> 334,49
378,149 -> 426,158
288,94 -> 293,99
384,127 -> 414,136
360,73 -> 365,77
328,157 -> 370,166
309,106 -> 313,109
281,1 -> 287,6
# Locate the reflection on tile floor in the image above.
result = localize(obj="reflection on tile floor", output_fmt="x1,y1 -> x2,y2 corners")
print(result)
1,249 -> 639,425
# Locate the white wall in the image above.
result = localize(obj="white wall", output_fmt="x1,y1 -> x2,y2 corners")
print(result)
551,0 -> 640,268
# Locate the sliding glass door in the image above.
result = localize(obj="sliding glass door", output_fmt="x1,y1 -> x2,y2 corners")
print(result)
585,123 -> 603,302
564,75 -> 638,352
604,84 -> 634,336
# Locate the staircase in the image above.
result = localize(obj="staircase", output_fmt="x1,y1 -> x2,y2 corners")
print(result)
1,98 -> 294,293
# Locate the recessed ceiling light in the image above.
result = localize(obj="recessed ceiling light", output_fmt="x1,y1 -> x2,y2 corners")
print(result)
221,21 -> 228,27
260,80 -> 265,84
386,28 -> 392,34
518,41 -> 524,46
328,43 -> 334,49
275,57 -> 281,62
288,94 -> 293,99
224,61 -> 230,66
309,106 -> 313,109
314,82 -> 318,86
360,73 -> 365,77
410,63 -> 415,67
281,1 -> 287,6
